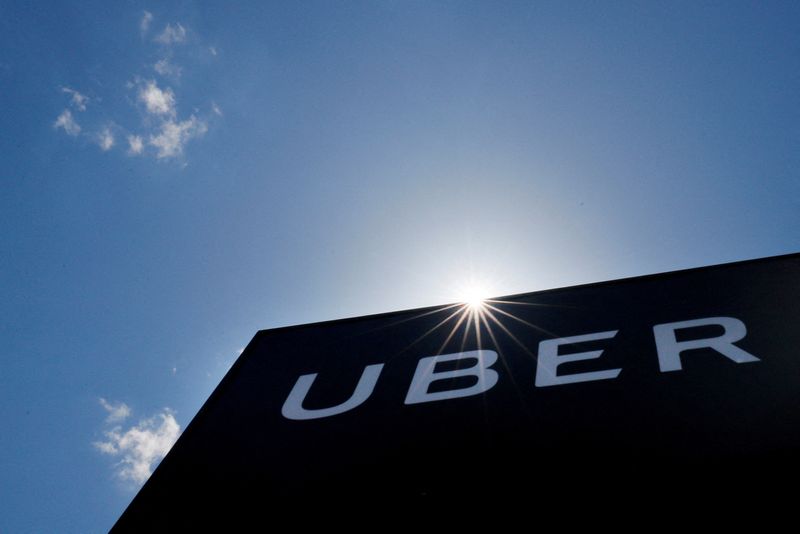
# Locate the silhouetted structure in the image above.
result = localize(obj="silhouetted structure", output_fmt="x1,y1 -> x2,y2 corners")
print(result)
112,253 -> 800,530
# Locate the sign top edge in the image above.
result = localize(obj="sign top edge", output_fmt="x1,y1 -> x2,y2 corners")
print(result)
253,251 -> 800,337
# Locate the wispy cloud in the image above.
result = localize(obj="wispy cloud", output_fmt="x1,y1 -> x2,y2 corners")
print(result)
140,11 -> 153,35
99,398 -> 131,423
138,80 -> 176,116
55,13 -> 212,162
97,127 -> 115,151
127,134 -> 144,155
54,109 -> 80,136
150,116 -> 207,159
155,23 -> 187,45
94,405 -> 181,485
61,86 -> 88,111
154,58 -> 182,79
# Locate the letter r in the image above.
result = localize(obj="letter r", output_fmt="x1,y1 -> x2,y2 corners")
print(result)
653,316 -> 760,372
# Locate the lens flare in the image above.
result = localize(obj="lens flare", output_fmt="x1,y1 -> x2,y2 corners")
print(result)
456,280 -> 491,310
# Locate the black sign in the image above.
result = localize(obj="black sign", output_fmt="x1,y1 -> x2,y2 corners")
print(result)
113,253 -> 800,530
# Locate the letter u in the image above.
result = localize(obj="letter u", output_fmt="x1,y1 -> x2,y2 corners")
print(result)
281,363 -> 384,420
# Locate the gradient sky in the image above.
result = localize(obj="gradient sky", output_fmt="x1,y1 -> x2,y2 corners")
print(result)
1,1 -> 799,531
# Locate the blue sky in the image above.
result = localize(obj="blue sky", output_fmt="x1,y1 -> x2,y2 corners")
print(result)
1,1 -> 798,531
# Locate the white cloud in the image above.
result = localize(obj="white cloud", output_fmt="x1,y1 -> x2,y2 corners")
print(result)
61,87 -> 88,111
127,134 -> 144,155
53,109 -> 80,136
54,15 -> 216,164
154,23 -> 187,45
97,127 -> 115,151
149,115 -> 207,158
99,398 -> 131,423
140,11 -> 153,34
94,409 -> 181,484
138,80 -> 176,116
94,440 -> 118,455
154,58 -> 182,78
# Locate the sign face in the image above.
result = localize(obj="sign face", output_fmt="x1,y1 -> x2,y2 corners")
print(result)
113,254 -> 800,530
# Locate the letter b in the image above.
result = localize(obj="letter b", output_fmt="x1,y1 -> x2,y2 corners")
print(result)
405,350 -> 499,405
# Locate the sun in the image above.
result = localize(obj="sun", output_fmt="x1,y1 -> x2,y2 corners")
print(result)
455,279 -> 492,310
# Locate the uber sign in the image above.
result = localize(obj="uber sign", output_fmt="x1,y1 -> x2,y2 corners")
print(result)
113,253 -> 800,530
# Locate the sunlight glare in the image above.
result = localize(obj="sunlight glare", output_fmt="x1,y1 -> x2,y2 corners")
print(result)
456,280 -> 492,310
